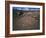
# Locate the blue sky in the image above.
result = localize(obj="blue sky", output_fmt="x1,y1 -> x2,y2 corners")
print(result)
13,7 -> 40,12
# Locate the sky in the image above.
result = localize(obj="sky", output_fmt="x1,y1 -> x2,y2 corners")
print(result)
13,7 -> 40,12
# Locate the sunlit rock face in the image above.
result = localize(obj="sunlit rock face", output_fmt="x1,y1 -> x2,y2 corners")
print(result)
13,11 -> 40,30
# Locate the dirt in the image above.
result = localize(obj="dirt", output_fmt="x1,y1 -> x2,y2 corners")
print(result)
13,12 -> 40,30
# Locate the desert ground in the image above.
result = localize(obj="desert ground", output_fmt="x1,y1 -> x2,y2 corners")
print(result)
13,11 -> 40,30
